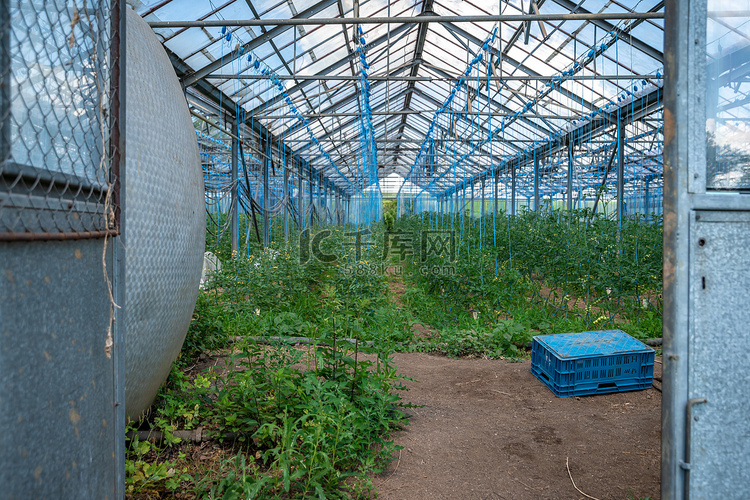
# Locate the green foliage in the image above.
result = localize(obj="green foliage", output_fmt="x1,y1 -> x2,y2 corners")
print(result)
423,319 -> 534,359
129,210 -> 663,497
128,225 -> 410,499
137,337 -> 406,498
125,429 -> 192,496
392,209 -> 662,339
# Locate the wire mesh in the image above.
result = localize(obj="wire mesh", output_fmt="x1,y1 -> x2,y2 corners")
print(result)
0,0 -> 118,240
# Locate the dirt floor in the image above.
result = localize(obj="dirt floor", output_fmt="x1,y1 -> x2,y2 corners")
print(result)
371,353 -> 662,500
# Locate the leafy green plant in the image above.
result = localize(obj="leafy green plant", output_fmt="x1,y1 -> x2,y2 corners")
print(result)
128,226 -> 410,498
423,319 -> 534,359
125,428 -> 192,496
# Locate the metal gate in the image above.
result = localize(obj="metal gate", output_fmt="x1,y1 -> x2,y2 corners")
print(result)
663,1 -> 750,498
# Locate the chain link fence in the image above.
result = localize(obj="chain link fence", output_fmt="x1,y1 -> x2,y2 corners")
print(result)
0,0 -> 120,240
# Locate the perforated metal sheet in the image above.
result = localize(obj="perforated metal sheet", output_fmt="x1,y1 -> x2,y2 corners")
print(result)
689,212 -> 750,499
124,8 -> 205,419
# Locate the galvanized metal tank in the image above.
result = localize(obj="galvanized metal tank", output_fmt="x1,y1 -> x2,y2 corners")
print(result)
124,8 -> 205,419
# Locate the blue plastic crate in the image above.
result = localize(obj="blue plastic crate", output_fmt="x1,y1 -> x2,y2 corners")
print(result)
531,330 -> 655,397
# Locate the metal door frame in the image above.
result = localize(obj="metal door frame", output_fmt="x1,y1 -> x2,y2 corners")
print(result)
662,1 -> 750,498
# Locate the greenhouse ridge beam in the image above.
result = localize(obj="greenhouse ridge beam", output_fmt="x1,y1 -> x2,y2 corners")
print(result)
393,0 -> 434,168
149,12 -> 664,28
207,75 -> 433,81
207,74 -> 656,81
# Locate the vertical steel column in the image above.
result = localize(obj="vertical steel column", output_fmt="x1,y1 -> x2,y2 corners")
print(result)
262,142 -> 270,249
567,139 -> 574,213
297,165 -> 303,228
462,185 -> 466,219
644,179 -> 650,224
353,0 -> 360,39
534,152 -> 540,213
309,173 -> 314,227
283,161 -> 289,240
470,182 -> 475,220
324,180 -> 329,224
481,179 -> 486,218
336,193 -> 341,224
662,3 -> 688,496
320,177 -> 325,224
494,170 -> 499,216
511,163 -> 516,216
231,116 -> 239,255
617,118 -> 625,226
325,179 -> 333,222
320,179 -> 326,224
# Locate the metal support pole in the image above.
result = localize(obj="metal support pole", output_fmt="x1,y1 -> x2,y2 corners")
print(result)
481,180 -> 486,218
309,173 -> 314,228
511,163 -> 516,216
644,179 -> 650,224
262,143 -> 270,249
462,185 -> 466,220
231,117 -> 239,255
662,4 -> 687,496
283,162 -> 289,240
617,118 -> 625,226
297,166 -> 303,229
494,171 -> 499,216
470,183 -> 475,220
320,180 -> 325,224
534,153 -> 540,213
353,0 -> 360,40
567,139 -> 574,213
335,193 -> 340,224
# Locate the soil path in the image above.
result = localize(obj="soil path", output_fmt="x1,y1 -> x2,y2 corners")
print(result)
375,263 -> 661,499
371,353 -> 662,500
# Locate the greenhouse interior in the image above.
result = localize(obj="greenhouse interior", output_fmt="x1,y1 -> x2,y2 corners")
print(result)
2,0 -> 750,498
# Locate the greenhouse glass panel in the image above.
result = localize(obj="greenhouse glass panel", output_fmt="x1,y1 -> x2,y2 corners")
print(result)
706,3 -> 750,191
